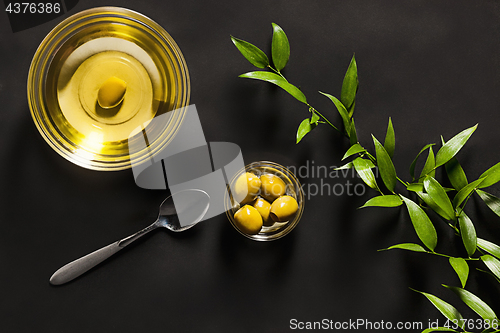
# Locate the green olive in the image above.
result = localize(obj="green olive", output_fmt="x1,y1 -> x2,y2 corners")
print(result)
260,174 -> 286,202
232,172 -> 261,204
233,205 -> 263,234
270,195 -> 298,222
252,197 -> 273,226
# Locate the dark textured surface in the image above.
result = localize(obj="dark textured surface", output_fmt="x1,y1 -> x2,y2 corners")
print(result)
1,1 -> 500,332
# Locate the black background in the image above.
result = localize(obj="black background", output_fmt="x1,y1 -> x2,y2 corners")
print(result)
1,0 -> 500,332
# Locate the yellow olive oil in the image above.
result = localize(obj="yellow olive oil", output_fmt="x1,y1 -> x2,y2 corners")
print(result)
45,24 -> 179,160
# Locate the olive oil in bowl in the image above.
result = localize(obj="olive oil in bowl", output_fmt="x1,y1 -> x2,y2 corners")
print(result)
28,7 -> 190,170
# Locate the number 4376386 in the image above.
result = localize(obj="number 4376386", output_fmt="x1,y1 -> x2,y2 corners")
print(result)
444,318 -> 499,330
5,3 -> 61,14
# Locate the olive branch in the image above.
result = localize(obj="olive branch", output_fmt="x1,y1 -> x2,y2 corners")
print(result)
231,23 -> 500,333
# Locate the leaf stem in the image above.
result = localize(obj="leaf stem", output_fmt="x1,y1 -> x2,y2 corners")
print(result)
365,152 -> 376,163
427,251 -> 480,261
308,105 -> 341,133
448,222 -> 460,234
419,165 -> 440,181
397,176 -> 410,186
267,65 -> 286,80
456,190 -> 475,217
266,65 -> 343,135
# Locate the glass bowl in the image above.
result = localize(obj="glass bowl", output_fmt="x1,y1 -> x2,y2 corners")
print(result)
224,161 -> 305,241
27,7 -> 190,171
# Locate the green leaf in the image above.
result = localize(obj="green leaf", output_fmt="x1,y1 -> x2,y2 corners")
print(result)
412,289 -> 463,325
347,100 -> 355,118
449,257 -> 469,288
340,54 -> 358,110
453,177 -> 487,208
373,135 -> 397,192
458,212 -> 477,257
443,285 -> 497,321
319,92 -> 351,134
435,125 -> 478,168
349,118 -> 358,145
417,191 -> 450,221
381,243 -> 427,252
360,195 -> 402,208
231,36 -> 269,69
346,100 -> 356,117
384,117 -> 395,159
296,118 -> 316,144
334,162 -> 353,170
476,189 -> 500,218
410,144 -> 436,181
407,183 -> 424,192
352,157 -> 380,191
401,195 -> 438,251
271,23 -> 290,72
445,157 -> 468,191
310,110 -> 320,125
479,162 -> 500,189
481,255 -> 500,282
342,143 -> 365,161
239,71 -> 307,104
424,176 -> 455,221
336,160 -> 376,171
422,328 -> 458,333
477,238 -> 500,260
419,147 -> 436,180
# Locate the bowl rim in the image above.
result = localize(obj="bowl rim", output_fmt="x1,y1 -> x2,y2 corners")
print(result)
27,6 -> 191,171
225,161 -> 305,241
